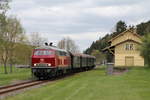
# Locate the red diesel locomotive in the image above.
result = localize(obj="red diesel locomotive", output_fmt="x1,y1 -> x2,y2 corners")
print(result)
31,45 -> 95,79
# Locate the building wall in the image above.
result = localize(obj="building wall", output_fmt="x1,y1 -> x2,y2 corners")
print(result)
111,31 -> 142,46
115,41 -> 144,66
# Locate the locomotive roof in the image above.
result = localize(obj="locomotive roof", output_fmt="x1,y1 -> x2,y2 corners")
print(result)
35,46 -> 67,52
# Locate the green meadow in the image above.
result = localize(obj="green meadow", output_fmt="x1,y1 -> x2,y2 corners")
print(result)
0,66 -> 31,86
4,67 -> 150,100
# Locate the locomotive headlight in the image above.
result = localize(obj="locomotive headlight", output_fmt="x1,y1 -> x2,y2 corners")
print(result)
48,63 -> 51,66
34,64 -> 36,66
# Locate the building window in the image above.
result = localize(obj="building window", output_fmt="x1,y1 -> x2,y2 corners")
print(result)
125,44 -> 134,50
130,44 -> 134,50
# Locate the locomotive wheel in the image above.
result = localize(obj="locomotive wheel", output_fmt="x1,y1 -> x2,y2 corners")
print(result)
55,71 -> 59,77
61,70 -> 64,76
38,76 -> 43,80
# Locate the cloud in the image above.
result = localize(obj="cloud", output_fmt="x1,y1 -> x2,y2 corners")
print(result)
86,6 -> 135,17
8,0 -> 150,51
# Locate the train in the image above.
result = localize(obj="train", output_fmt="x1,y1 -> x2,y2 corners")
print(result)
31,45 -> 96,79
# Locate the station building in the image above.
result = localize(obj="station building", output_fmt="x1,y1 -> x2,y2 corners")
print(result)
103,29 -> 144,67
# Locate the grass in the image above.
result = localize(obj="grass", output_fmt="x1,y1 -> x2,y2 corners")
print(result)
0,66 -> 31,86
4,66 -> 150,100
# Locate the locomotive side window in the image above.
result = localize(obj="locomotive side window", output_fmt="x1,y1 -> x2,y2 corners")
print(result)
34,50 -> 54,55
57,51 -> 67,56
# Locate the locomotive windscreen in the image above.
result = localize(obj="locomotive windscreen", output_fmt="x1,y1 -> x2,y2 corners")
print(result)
34,50 -> 54,55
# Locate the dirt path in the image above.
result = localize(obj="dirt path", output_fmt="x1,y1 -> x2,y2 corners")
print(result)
113,68 -> 128,75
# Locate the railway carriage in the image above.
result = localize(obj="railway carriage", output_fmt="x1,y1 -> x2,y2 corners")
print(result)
81,54 -> 95,69
31,45 -> 96,79
72,54 -> 81,67
79,54 -> 87,68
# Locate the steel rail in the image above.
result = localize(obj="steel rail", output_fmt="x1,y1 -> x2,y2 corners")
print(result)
0,80 -> 48,95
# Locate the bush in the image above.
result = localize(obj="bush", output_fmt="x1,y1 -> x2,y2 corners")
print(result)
140,33 -> 150,66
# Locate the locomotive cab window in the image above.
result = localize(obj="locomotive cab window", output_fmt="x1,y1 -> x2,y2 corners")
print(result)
34,50 -> 54,55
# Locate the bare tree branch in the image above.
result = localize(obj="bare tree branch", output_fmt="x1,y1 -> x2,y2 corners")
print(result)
57,37 -> 80,53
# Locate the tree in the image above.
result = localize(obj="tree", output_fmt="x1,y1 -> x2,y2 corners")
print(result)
13,43 -> 33,65
0,0 -> 9,42
91,50 -> 106,64
0,0 -> 10,74
116,20 -> 127,33
57,37 -> 80,53
0,0 -> 9,13
0,16 -> 24,74
140,33 -> 150,67
136,21 -> 150,36
7,16 -> 25,73
112,20 -> 127,37
0,0 -> 10,34
29,32 -> 47,47
84,34 -> 111,54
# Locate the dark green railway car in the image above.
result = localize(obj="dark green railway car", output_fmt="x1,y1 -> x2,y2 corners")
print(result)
72,53 -> 96,71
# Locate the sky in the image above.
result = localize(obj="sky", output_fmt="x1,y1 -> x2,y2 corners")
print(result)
8,0 -> 150,52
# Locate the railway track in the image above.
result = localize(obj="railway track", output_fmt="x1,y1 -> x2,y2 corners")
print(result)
0,80 -> 49,95
0,74 -> 73,96
0,71 -> 85,98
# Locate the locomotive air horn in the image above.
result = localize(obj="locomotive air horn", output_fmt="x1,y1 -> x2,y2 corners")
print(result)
49,42 -> 53,46
45,42 -> 48,46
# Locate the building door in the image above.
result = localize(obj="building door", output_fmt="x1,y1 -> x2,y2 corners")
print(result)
125,56 -> 134,66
